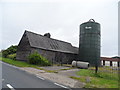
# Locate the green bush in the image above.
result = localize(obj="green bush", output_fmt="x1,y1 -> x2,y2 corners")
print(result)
7,53 -> 16,60
28,52 -> 51,66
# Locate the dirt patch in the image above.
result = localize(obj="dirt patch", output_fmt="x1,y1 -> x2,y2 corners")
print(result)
19,66 -> 84,88
40,66 -> 70,71
58,69 -> 80,77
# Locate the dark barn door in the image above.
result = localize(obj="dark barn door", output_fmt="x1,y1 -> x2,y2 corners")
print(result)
55,52 -> 63,65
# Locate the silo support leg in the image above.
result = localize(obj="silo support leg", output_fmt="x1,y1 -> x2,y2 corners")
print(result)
110,61 -> 112,66
118,62 -> 120,67
103,60 -> 105,66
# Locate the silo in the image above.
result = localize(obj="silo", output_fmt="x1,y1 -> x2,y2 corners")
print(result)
78,19 -> 101,66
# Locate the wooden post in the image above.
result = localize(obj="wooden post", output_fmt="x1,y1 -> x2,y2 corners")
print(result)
103,60 -> 105,66
110,61 -> 112,66
95,60 -> 98,73
118,62 -> 120,67
95,65 -> 98,73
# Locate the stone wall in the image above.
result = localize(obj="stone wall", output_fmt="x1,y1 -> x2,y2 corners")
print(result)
31,47 -> 77,64
16,32 -> 31,61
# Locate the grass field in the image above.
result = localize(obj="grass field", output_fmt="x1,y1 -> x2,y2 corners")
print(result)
70,67 -> 119,88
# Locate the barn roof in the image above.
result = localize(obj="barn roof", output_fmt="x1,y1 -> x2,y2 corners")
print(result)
25,30 -> 78,54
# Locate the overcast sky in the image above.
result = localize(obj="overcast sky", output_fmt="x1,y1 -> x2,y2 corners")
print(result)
0,0 -> 119,57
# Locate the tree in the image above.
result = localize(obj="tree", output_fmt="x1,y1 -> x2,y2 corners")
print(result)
112,56 -> 120,58
2,45 -> 18,58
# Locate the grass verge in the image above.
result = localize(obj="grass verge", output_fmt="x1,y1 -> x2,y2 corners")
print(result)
0,57 -> 58,73
0,57 -> 37,67
70,68 -> 119,88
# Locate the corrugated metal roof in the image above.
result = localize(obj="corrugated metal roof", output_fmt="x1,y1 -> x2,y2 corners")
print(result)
25,30 -> 78,54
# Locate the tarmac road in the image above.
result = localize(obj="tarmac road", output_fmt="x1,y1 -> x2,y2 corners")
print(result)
2,62 -> 70,89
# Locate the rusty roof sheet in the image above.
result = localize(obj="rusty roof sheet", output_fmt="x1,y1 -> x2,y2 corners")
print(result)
101,57 -> 120,62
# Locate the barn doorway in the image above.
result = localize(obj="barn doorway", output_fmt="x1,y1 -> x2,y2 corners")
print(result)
55,52 -> 63,65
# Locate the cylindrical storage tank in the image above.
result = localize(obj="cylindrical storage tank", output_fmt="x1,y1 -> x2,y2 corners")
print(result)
79,19 -> 101,66
72,61 -> 89,69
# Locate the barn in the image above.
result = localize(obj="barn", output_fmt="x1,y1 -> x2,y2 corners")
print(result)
16,30 -> 78,64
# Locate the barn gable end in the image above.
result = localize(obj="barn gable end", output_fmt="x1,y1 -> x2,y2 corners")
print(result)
16,31 -> 31,61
